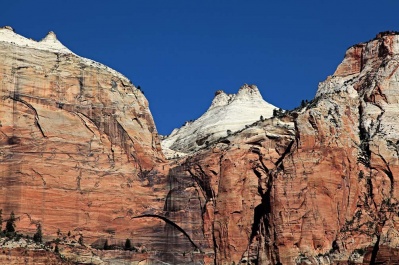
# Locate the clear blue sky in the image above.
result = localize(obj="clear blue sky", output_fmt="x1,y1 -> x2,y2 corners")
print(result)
1,1 -> 398,135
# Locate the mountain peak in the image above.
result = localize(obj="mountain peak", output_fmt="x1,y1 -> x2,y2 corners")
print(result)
0,26 -> 72,54
162,84 -> 279,157
210,90 -> 233,109
0,27 -> 132,83
1,26 -> 14,31
209,84 -> 264,110
239,83 -> 258,91
39,31 -> 72,53
237,84 -> 263,99
41,31 -> 58,41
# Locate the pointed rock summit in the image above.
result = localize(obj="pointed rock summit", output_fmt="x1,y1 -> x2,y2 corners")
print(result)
0,26 -> 72,54
2,26 -> 14,31
209,84 -> 264,109
0,26 -> 131,82
41,31 -> 57,40
39,31 -> 73,53
162,84 -> 278,158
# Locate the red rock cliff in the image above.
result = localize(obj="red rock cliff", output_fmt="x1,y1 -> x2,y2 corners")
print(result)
168,31 -> 399,265
3,27 -> 399,265
0,26 -> 180,263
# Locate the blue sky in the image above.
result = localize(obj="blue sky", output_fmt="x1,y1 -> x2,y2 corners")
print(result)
1,1 -> 399,135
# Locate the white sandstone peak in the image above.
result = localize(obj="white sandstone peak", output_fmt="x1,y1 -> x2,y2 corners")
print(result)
0,26 -> 72,54
239,83 -> 258,91
2,26 -> 14,31
41,31 -> 57,41
0,26 -> 132,83
209,90 -> 234,109
209,84 -> 264,110
236,84 -> 263,100
162,84 -> 279,158
39,31 -> 73,54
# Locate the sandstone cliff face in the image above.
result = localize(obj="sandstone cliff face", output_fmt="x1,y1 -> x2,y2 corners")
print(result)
181,117 -> 295,264
0,26 -> 185,264
3,26 -> 399,265
166,31 -> 399,265
246,31 -> 399,264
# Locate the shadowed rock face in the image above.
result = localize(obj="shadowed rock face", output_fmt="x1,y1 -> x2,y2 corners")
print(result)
3,27 -> 399,265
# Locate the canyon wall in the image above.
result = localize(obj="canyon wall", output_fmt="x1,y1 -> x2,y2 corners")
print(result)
2,27 -> 399,265
0,27 -> 200,264
175,31 -> 399,264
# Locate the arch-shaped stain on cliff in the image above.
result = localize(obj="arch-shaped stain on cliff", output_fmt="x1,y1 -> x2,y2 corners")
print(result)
131,214 -> 201,251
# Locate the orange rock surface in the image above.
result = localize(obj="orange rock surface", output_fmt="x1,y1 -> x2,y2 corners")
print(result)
3,28 -> 399,265
0,28 -> 190,264
0,248 -> 70,265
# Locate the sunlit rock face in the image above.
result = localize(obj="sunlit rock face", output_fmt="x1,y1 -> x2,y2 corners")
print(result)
161,84 -> 278,158
177,117 -> 295,265
170,31 -> 399,265
0,26 -> 180,262
261,31 -> 399,265
3,26 -> 399,265
0,26 -> 219,265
